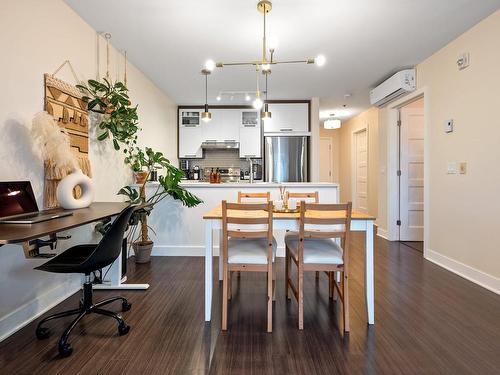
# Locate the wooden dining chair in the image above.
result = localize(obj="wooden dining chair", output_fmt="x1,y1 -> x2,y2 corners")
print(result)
285,191 -> 320,279
285,191 -> 319,203
237,191 -> 271,203
285,201 -> 352,332
221,200 -> 276,332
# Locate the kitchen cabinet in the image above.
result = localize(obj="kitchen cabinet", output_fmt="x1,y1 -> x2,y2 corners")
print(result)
239,122 -> 261,158
179,109 -> 203,158
263,103 -> 309,133
202,109 -> 240,142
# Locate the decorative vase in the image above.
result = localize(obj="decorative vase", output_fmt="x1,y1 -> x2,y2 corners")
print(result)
134,171 -> 149,184
132,241 -> 154,263
56,169 -> 94,209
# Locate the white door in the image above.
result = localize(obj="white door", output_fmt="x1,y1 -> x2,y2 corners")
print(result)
320,137 -> 333,182
353,129 -> 368,213
400,107 -> 424,241
178,125 -> 203,158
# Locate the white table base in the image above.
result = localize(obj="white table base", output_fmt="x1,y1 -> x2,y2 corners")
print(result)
205,218 -> 375,325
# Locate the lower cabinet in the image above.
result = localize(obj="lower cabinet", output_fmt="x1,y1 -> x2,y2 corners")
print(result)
239,124 -> 261,158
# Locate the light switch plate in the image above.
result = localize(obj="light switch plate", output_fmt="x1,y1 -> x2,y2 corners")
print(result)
445,119 -> 454,133
447,162 -> 458,174
457,52 -> 470,70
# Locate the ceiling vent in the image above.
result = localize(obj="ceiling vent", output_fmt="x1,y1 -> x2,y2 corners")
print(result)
370,69 -> 416,107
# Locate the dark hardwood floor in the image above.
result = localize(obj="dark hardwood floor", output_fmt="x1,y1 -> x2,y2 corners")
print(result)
1,234 -> 499,375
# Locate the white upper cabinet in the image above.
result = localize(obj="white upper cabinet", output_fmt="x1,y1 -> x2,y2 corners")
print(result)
179,109 -> 203,158
239,110 -> 261,158
263,103 -> 309,133
202,109 -> 240,142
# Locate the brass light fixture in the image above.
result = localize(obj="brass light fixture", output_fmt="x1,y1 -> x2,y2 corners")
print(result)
210,0 -> 325,70
201,69 -> 212,122
261,72 -> 271,120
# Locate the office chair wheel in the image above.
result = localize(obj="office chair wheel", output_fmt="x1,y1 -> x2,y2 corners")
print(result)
118,322 -> 130,336
122,301 -> 132,312
58,342 -> 73,357
35,327 -> 50,340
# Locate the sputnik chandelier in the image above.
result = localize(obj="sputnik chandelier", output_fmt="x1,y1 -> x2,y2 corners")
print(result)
201,0 -> 326,121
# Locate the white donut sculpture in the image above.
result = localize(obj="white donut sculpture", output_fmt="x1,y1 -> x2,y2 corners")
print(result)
56,169 -> 94,209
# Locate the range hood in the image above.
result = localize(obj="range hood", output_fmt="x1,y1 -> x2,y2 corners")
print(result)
201,140 -> 239,149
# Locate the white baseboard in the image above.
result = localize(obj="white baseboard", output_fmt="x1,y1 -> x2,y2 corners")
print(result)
376,227 -> 389,240
426,249 -> 500,295
152,245 -> 287,257
0,278 -> 81,342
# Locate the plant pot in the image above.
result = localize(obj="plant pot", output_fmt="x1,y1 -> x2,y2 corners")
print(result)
134,171 -> 149,184
132,240 -> 154,263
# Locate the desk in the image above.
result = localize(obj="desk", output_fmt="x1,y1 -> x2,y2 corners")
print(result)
0,202 -> 149,290
203,205 -> 376,325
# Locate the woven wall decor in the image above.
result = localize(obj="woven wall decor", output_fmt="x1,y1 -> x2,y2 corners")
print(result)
43,73 -> 92,208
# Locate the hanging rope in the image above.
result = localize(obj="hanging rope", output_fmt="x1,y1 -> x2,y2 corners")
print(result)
124,50 -> 128,86
105,33 -> 111,80
52,60 -> 81,84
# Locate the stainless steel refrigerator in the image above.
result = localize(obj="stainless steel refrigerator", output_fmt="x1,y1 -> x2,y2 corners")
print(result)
264,136 -> 309,182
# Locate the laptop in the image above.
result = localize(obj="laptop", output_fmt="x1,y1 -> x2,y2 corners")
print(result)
0,181 -> 73,224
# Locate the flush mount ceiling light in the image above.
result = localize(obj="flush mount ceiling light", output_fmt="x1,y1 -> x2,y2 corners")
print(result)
324,115 -> 341,129
201,69 -> 212,122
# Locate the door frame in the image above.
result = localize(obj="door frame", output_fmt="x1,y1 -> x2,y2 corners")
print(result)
351,127 -> 369,213
384,87 -> 429,257
319,137 -> 333,182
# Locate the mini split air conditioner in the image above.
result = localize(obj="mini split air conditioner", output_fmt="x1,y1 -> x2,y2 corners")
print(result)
369,69 -> 416,107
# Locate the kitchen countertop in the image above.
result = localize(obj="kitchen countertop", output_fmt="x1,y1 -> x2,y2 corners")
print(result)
133,181 -> 339,188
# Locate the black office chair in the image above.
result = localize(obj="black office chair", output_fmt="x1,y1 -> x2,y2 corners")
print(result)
34,204 -> 138,357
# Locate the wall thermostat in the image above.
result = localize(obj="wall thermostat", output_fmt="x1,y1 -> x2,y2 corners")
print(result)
445,119 -> 454,133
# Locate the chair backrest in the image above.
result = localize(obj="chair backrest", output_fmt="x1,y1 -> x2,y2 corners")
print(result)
221,200 -> 274,263
285,191 -> 319,203
237,191 -> 271,203
81,205 -> 139,272
298,201 -> 352,263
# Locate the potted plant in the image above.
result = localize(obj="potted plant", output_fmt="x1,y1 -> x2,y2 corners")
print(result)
118,147 -> 202,263
78,78 -> 202,263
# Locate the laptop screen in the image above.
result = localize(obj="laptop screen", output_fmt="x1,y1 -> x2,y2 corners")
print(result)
0,181 -> 39,218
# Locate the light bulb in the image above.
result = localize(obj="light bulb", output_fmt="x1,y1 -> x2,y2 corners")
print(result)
315,54 -> 326,67
216,95 -> 221,101
252,97 -> 263,110
204,59 -> 216,72
268,36 -> 279,50
245,94 -> 251,101
262,63 -> 271,72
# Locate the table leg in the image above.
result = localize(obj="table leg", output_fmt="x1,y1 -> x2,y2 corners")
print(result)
218,229 -> 223,281
205,220 -> 213,322
365,220 -> 375,325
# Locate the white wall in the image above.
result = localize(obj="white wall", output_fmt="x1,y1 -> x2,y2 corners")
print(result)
0,0 -> 177,340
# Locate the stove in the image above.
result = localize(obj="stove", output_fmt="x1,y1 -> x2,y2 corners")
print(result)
202,167 -> 241,183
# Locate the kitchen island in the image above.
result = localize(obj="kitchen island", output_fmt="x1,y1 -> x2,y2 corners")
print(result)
140,181 -> 340,257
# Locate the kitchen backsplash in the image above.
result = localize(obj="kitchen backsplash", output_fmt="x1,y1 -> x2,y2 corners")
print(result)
180,149 -> 262,172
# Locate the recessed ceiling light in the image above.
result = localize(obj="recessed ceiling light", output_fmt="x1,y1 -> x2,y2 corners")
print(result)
216,95 -> 221,101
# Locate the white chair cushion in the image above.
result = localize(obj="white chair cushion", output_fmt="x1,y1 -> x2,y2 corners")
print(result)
227,237 -> 277,264
285,233 -> 343,264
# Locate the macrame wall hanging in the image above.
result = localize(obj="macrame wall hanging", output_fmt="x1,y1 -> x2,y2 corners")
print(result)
43,61 -> 92,208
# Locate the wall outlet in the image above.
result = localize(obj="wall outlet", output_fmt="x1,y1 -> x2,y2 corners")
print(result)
444,119 -> 454,133
447,162 -> 458,174
459,162 -> 467,174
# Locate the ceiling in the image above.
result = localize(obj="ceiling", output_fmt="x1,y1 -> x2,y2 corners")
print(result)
66,0 -> 500,120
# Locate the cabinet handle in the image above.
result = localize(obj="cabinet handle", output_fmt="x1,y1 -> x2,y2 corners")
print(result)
205,139 -> 217,142
243,154 -> 256,158
225,139 -> 236,142
280,128 -> 293,132
243,124 -> 256,127
184,154 -> 197,157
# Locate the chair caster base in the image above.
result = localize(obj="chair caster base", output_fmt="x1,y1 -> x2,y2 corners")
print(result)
58,342 -> 73,357
118,322 -> 130,336
36,327 -> 50,340
122,301 -> 132,312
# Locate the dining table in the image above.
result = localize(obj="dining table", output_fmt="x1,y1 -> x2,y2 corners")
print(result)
202,204 -> 377,326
